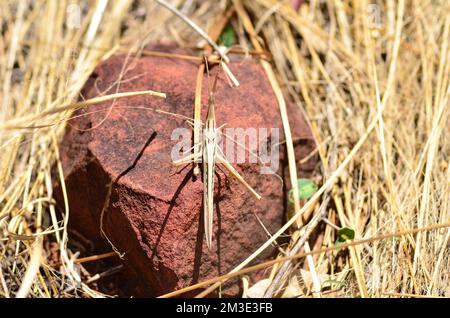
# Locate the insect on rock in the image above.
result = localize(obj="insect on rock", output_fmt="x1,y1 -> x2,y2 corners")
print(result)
173,60 -> 261,249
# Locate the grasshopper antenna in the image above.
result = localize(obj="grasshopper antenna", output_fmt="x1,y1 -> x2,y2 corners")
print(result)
204,55 -> 219,110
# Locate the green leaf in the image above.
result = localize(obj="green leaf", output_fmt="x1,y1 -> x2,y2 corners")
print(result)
298,178 -> 318,199
335,237 -> 346,246
288,178 -> 318,203
334,227 -> 355,250
219,25 -> 236,48
337,227 -> 355,241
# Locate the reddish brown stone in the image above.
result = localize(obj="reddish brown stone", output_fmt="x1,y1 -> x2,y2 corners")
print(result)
289,0 -> 304,11
55,45 -> 317,297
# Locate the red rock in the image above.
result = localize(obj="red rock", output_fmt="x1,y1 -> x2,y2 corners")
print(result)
289,0 -> 304,11
54,45 -> 317,297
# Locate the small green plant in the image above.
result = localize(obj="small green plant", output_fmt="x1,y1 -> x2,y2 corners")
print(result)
336,227 -> 355,244
219,25 -> 236,47
288,178 -> 318,203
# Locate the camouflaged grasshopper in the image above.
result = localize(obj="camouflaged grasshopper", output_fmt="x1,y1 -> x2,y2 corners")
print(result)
173,61 -> 261,249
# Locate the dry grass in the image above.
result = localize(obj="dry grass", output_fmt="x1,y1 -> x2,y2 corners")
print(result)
0,0 -> 448,298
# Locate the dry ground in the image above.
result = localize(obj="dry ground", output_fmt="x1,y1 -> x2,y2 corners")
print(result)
0,0 -> 448,298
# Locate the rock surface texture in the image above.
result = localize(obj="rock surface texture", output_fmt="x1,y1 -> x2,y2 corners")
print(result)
55,46 -> 318,297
